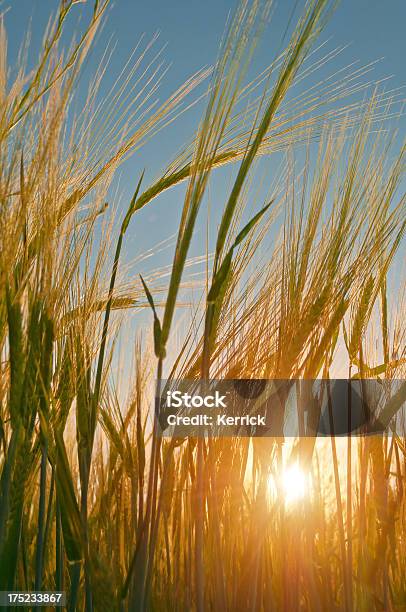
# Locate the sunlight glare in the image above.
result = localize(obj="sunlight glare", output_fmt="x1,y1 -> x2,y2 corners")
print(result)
282,464 -> 308,504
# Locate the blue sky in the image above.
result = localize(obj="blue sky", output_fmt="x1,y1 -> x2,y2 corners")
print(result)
3,0 -> 405,322
4,1 -> 405,250
6,0 -> 405,79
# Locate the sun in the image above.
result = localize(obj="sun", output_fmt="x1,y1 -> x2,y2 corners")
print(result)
267,462 -> 310,505
282,464 -> 308,504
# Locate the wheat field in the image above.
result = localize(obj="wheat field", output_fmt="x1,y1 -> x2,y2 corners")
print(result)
0,1 -> 405,610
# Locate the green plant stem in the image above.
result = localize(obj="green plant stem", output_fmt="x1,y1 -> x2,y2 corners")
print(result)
34,442 -> 47,600
55,498 -> 63,593
141,358 -> 164,609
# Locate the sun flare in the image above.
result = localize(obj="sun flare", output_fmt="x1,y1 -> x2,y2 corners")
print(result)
282,464 -> 308,504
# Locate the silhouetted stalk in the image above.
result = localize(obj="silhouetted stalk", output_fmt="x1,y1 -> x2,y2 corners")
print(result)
0,428 -> 19,545
42,470 -> 54,562
124,358 -> 163,609
81,460 -> 92,612
142,359 -> 164,609
327,379 -> 350,612
55,500 -> 63,592
21,520 -> 29,591
346,365 -> 353,610
34,442 -> 47,601
195,437 -> 205,612
207,439 -> 227,611
144,437 -> 177,607
68,563 -> 81,612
